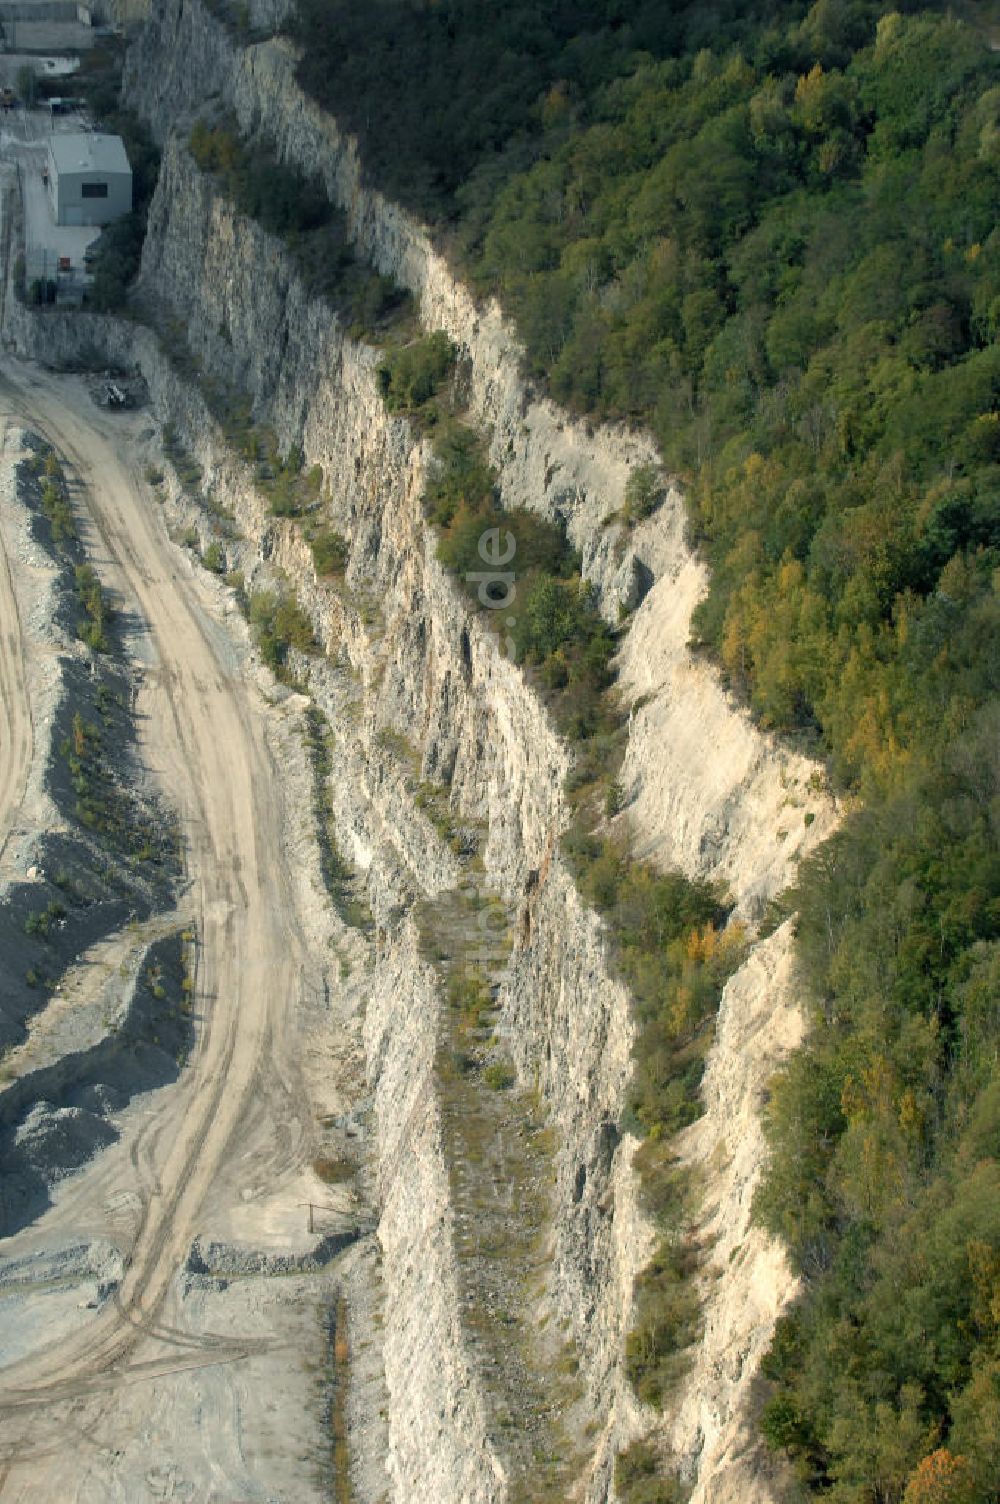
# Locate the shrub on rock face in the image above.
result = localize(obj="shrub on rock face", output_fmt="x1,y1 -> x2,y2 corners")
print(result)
377,330 -> 456,415
247,588 -> 316,672
309,527 -> 349,576
624,1237 -> 701,1407
614,1440 -> 685,1504
622,464 -> 666,525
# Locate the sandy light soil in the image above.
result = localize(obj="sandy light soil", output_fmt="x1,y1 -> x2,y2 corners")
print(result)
0,359 -> 365,1502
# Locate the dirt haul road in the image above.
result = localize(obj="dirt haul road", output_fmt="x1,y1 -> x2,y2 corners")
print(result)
0,419 -> 33,868
0,361 -> 327,1497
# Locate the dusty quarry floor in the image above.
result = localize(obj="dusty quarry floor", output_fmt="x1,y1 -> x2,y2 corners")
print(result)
0,359 -> 376,1502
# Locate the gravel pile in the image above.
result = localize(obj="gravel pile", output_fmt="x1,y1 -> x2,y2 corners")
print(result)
13,1101 -> 117,1181
185,1226 -> 370,1282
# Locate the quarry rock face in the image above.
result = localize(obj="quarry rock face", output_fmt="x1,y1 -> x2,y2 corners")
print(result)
8,5 -> 839,1497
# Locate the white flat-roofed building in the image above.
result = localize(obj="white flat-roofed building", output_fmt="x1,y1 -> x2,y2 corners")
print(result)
46,131 -> 131,226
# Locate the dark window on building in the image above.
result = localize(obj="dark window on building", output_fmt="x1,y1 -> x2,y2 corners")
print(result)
81,181 -> 109,199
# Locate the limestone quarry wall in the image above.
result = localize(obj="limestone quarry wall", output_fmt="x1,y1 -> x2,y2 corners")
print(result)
7,5 -> 841,1495
132,142 -> 645,1495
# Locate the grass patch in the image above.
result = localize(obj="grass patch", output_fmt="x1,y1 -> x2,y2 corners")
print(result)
161,424 -> 204,494
483,1061 -> 516,1090
561,819 -> 745,1414
564,821 -> 747,1136
417,874 -> 587,1502
623,1139 -> 702,1408
615,1441 -> 686,1504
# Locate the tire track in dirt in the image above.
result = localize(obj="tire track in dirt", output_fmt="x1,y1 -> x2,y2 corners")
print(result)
0,364 -> 321,1487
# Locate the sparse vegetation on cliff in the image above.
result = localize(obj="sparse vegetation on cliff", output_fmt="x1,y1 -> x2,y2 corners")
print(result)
189,119 -> 410,335
615,1439 -> 686,1504
419,416 -> 620,741
405,387 -> 747,1420
564,828 -> 746,1138
302,705 -> 373,932
419,878 -> 588,1504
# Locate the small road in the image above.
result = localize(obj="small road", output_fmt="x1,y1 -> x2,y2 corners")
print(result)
0,361 -> 320,1495
0,418 -> 32,868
